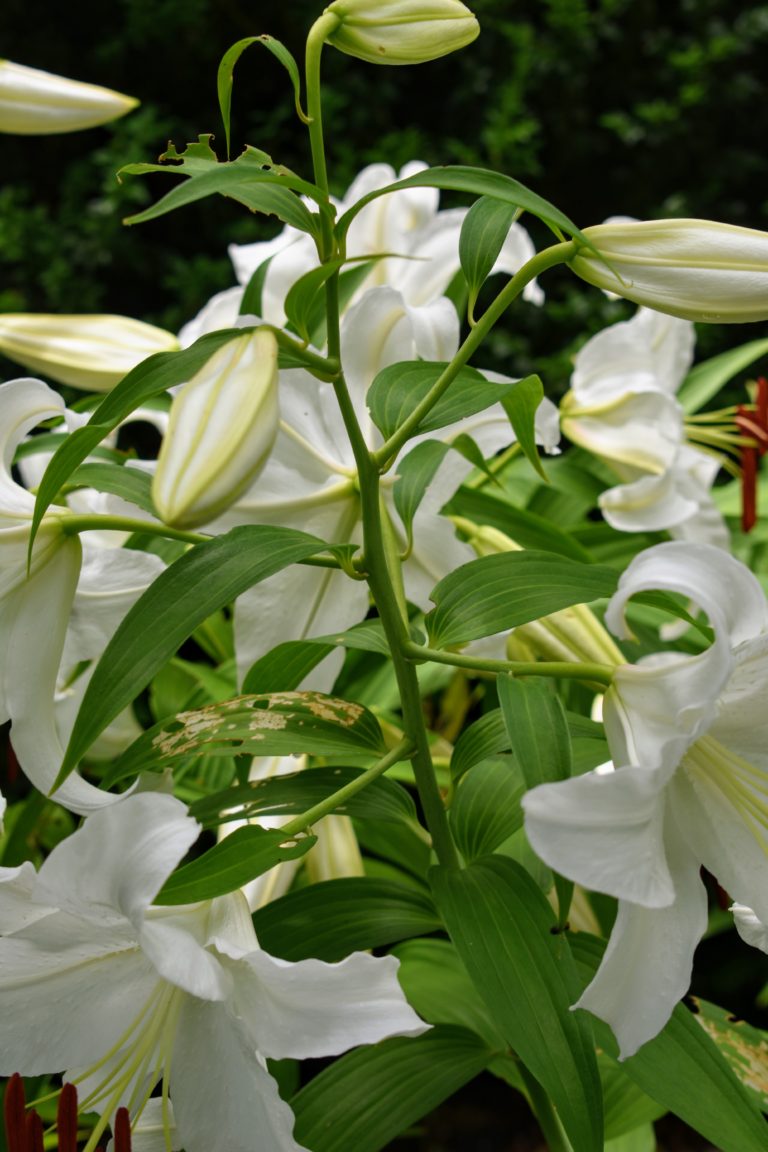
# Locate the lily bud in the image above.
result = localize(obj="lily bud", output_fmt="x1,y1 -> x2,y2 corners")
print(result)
0,60 -> 137,135
0,314 -> 179,391
569,218 -> 768,323
152,329 -> 279,529
323,0 -> 479,65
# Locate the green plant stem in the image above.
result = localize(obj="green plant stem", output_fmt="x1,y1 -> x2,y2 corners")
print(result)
305,13 -> 341,198
518,1064 -> 575,1152
304,49 -> 460,869
273,328 -> 340,378
60,515 -> 208,545
279,737 -> 415,837
372,241 -> 576,469
403,641 -> 615,687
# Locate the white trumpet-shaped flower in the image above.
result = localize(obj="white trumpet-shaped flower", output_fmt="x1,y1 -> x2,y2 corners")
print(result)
561,307 -> 729,546
0,378 -> 164,813
569,218 -> 768,323
0,314 -> 179,391
523,540 -> 768,1057
225,160 -> 543,335
207,284 -> 557,686
0,791 -> 428,1152
0,60 -> 137,134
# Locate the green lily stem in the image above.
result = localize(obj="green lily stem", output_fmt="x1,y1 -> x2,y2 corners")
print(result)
305,12 -> 341,201
59,515 -> 208,546
59,514 -> 347,569
273,328 -> 340,379
360,468 -> 461,869
372,240 -> 576,470
279,737 -> 415,838
305,47 -> 459,869
518,1064 -> 575,1152
403,640 -> 615,687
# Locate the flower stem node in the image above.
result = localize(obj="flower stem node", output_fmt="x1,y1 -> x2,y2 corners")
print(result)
152,329 -> 280,529
570,218 -> 768,323
322,0 -> 480,65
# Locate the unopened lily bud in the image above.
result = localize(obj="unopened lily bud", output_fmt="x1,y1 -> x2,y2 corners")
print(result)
153,329 -> 279,529
0,314 -> 179,391
323,0 -> 479,65
0,60 -> 137,134
569,219 -> 768,323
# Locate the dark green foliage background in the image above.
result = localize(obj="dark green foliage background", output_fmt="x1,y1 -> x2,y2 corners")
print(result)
3,0 -> 768,386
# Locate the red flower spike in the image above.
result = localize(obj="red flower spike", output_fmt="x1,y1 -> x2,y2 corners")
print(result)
4,1074 -> 28,1152
25,1110 -> 44,1152
736,377 -> 768,532
114,1107 -> 132,1152
56,1082 -> 79,1152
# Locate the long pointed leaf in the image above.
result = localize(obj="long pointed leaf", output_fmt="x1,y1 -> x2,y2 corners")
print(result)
432,855 -> 603,1152
54,526 -> 327,788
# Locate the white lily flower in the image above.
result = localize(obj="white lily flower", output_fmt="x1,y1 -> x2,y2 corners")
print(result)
0,378 -> 165,813
561,307 -> 729,545
0,314 -> 179,391
228,160 -> 543,329
322,0 -> 480,66
0,792 -> 428,1152
523,540 -> 768,1057
0,60 -> 137,134
731,903 -> 768,954
570,218 -> 768,323
211,284 -> 556,686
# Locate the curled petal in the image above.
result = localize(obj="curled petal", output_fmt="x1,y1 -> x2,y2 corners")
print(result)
523,765 -> 675,908
576,823 -> 707,1058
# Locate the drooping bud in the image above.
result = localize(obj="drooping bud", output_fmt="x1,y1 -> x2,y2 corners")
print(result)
569,218 -> 768,323
152,329 -> 279,529
323,0 -> 479,65
0,60 -> 137,134
0,314 -> 179,391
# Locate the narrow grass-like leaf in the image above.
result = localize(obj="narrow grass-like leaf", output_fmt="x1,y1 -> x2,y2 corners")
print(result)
54,526 -> 327,788
426,550 -> 618,647
337,165 -> 586,247
678,336 -> 768,414
570,934 -> 768,1152
105,691 -> 385,784
449,757 -> 526,860
432,856 -> 603,1152
292,1026 -> 493,1152
188,765 -> 417,827
253,878 -> 441,962
218,37 -> 304,158
154,825 -> 316,904
497,676 -> 572,788
460,196 -> 520,319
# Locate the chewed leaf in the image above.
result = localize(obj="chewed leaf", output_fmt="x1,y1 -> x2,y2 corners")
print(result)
104,691 -> 386,784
